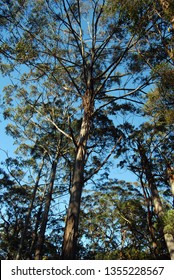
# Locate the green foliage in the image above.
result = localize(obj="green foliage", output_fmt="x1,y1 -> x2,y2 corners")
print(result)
15,39 -> 38,62
145,88 -> 174,126
163,210 -> 174,235
78,180 -> 161,259
0,0 -> 174,260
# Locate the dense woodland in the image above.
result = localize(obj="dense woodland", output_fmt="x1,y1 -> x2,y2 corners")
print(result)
0,0 -> 174,260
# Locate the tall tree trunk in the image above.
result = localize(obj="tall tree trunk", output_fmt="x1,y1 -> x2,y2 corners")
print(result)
16,156 -> 45,260
62,91 -> 93,259
35,148 -> 60,260
138,142 -> 174,259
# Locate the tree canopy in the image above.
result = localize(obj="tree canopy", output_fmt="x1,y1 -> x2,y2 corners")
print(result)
0,0 -> 174,259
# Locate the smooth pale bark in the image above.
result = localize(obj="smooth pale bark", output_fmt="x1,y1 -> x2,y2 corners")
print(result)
62,92 -> 92,259
138,142 -> 174,259
167,167 -> 174,208
164,233 -> 174,259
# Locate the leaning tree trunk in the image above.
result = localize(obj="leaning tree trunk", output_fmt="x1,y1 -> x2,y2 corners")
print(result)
35,148 -> 60,260
138,142 -> 174,259
62,91 -> 93,259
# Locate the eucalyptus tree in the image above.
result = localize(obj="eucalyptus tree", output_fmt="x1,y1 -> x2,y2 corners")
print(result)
105,0 -> 174,87
118,120 -> 174,259
78,180 -> 158,260
117,64 -> 174,258
0,0 -> 156,259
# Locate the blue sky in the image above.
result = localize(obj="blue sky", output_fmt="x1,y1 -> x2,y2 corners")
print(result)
0,75 -> 17,160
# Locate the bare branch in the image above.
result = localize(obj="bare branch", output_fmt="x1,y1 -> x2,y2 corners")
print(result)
27,103 -> 73,141
94,79 -> 151,115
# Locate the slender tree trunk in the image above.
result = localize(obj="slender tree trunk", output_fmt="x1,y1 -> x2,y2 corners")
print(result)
29,185 -> 47,258
138,142 -> 174,259
35,149 -> 60,260
140,175 -> 158,258
62,91 -> 93,259
167,167 -> 174,208
16,156 -> 45,260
